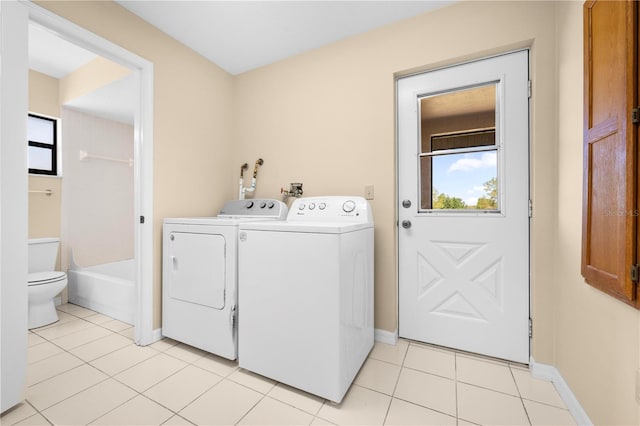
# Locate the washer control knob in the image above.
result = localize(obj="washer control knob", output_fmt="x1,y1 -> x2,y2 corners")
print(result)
319,203 -> 326,210
260,202 -> 267,209
245,201 -> 254,209
308,203 -> 316,210
267,202 -> 275,209
343,200 -> 356,213
298,203 -> 305,210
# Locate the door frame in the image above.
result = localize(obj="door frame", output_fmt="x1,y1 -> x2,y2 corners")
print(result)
24,1 -> 155,345
395,50 -> 531,360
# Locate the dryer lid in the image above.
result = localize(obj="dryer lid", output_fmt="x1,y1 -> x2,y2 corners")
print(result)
28,271 -> 66,285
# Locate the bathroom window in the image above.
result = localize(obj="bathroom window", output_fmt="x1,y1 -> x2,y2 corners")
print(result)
28,113 -> 58,176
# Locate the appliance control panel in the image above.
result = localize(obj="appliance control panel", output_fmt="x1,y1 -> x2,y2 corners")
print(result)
218,199 -> 288,219
288,196 -> 372,223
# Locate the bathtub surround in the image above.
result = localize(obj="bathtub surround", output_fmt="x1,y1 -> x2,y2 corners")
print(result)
61,108 -> 134,268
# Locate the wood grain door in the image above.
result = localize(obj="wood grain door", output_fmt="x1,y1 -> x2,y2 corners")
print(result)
582,0 -> 638,304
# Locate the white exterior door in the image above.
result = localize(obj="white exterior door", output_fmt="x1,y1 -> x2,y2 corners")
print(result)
397,51 -> 530,363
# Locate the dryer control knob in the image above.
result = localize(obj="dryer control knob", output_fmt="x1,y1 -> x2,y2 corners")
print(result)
260,202 -> 267,208
245,201 -> 254,209
309,203 -> 316,210
319,203 -> 326,210
298,203 -> 305,210
267,202 -> 275,209
342,200 -> 356,213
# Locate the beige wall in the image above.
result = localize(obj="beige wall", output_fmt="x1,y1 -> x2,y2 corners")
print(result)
59,57 -> 131,105
555,2 -> 640,424
29,70 -> 59,117
233,1 -> 558,344
37,1 -> 235,328
234,2 -> 640,423
30,2 -> 640,423
28,70 -> 61,245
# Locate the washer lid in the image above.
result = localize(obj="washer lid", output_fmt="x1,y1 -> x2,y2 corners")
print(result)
28,271 -> 66,285
239,221 -> 373,234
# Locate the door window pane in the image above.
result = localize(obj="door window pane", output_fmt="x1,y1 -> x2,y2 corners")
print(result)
426,152 -> 498,210
419,83 -> 499,211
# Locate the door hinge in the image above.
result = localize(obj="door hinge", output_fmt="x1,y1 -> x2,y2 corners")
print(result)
631,264 -> 639,282
140,215 -> 145,224
528,199 -> 533,218
529,318 -> 533,338
527,80 -> 532,99
632,107 -> 640,124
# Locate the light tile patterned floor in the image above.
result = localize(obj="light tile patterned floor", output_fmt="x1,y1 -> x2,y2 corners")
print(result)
1,304 -> 577,426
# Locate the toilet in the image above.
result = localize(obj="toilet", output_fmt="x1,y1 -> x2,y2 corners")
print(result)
28,238 -> 67,329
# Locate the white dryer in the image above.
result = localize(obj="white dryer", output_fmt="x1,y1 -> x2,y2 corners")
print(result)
162,199 -> 287,360
238,196 -> 374,403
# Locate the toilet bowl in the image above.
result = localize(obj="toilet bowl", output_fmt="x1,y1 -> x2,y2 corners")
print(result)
28,238 -> 68,329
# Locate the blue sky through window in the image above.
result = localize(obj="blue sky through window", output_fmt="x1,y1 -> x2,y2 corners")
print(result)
431,151 -> 497,206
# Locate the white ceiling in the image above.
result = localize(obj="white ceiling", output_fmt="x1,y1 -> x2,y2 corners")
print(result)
29,1 -> 454,123
29,23 -> 98,79
116,1 -> 454,75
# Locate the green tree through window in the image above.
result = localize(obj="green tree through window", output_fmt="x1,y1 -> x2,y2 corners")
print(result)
432,177 -> 497,210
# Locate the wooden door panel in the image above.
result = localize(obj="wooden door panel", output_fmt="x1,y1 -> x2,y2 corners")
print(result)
582,0 -> 637,303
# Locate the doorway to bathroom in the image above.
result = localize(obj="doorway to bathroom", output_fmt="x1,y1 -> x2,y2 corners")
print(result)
27,3 -> 154,345
397,51 -> 530,363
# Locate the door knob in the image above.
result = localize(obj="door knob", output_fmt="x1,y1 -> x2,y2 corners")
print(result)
402,200 -> 412,208
402,220 -> 412,229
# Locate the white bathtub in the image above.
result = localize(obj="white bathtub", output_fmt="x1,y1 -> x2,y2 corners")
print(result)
68,253 -> 135,325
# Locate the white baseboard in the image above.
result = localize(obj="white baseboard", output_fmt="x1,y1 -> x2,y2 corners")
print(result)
530,357 -> 592,426
151,328 -> 163,343
374,328 -> 398,345
136,327 -> 163,346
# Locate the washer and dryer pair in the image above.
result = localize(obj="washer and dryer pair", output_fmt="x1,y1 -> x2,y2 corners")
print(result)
162,199 -> 288,360
162,196 -> 374,403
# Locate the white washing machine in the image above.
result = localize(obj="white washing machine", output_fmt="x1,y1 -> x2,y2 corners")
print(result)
162,199 -> 287,360
238,196 -> 374,403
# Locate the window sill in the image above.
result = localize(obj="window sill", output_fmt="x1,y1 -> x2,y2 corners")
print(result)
28,174 -> 63,179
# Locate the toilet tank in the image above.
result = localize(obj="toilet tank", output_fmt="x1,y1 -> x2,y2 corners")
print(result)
28,238 -> 60,273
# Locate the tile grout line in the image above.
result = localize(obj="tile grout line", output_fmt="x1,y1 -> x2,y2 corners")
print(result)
24,305 -> 575,426
33,305 -> 197,425
232,384 -> 270,426
380,341 -> 410,425
26,306 -> 142,424
7,399 -> 54,426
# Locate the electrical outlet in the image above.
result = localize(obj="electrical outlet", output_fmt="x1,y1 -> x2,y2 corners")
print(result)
364,185 -> 374,200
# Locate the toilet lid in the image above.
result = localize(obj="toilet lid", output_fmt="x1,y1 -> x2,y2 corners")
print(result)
28,271 -> 66,285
